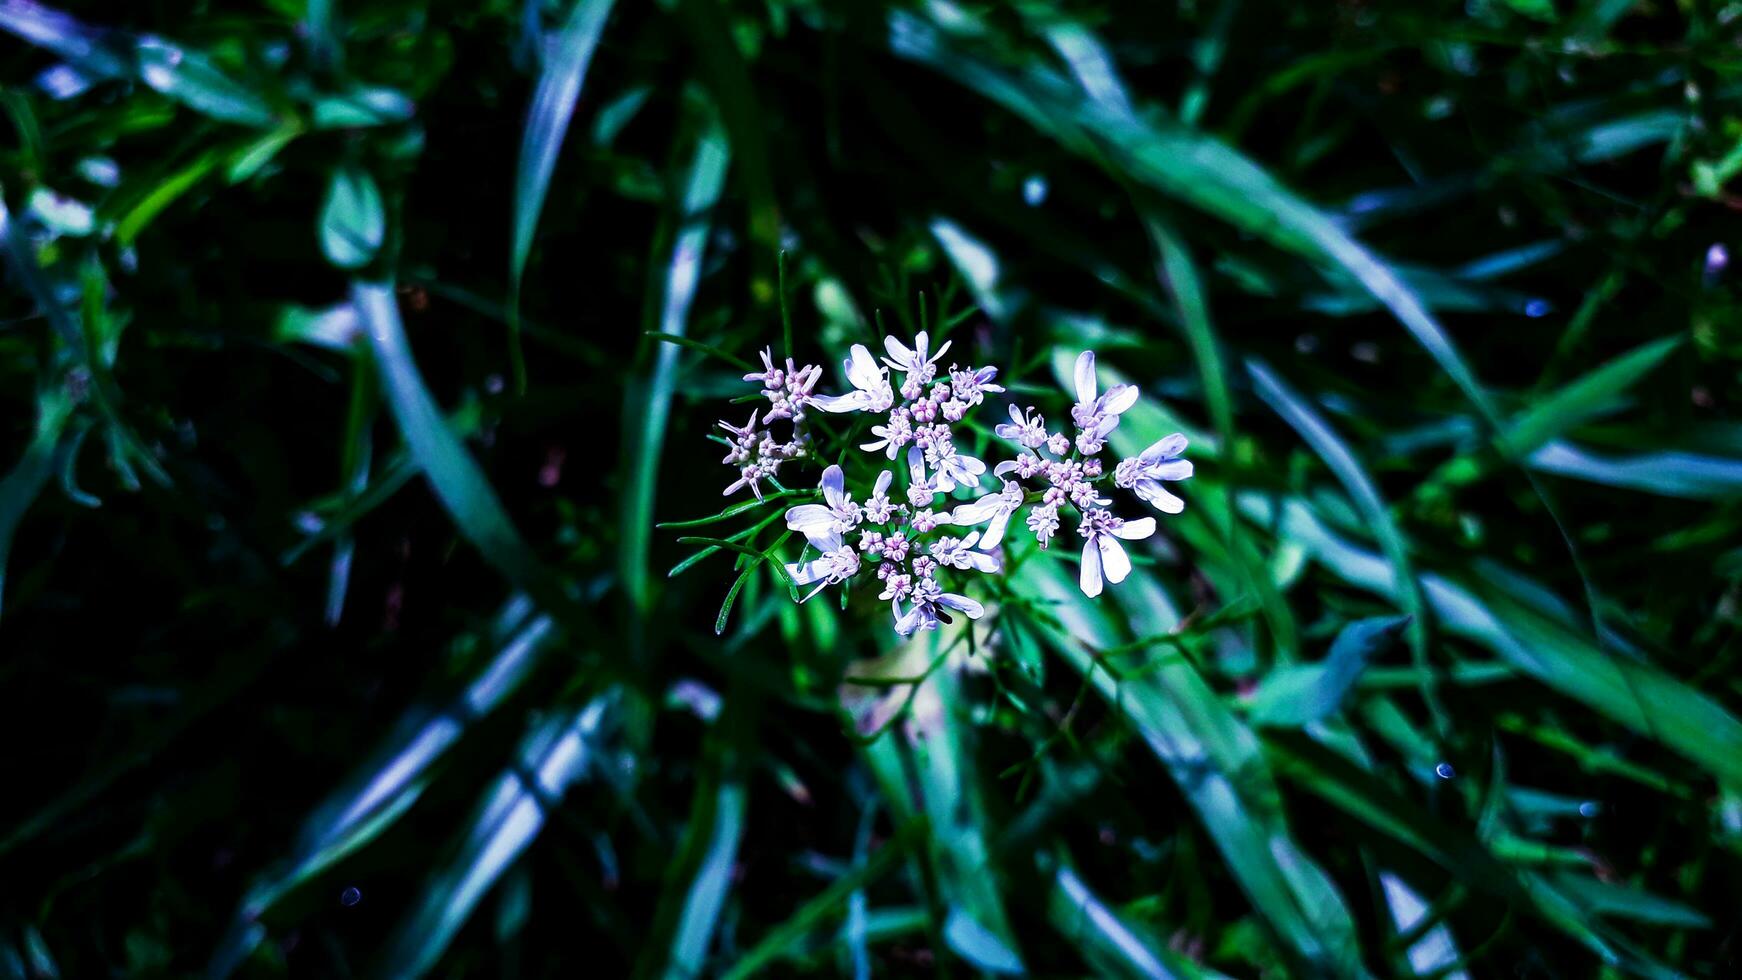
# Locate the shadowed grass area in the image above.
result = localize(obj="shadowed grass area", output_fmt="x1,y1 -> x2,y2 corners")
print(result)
2,0 -> 1741,976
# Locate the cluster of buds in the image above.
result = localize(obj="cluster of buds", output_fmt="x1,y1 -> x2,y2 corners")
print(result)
713,333 -> 1191,635
717,349 -> 822,499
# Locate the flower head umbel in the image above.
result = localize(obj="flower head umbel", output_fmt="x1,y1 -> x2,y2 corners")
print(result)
695,332 -> 1191,636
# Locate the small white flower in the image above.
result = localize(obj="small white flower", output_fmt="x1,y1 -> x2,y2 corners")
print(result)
994,405 -> 1049,450
995,452 -> 1044,480
785,465 -> 864,547
859,530 -> 885,554
879,572 -> 914,603
1046,432 -> 1070,456
951,480 -> 1025,549
931,442 -> 987,492
785,539 -> 863,601
1069,350 -> 1138,441
719,409 -> 789,500
911,556 -> 938,579
905,447 -> 947,506
909,507 -> 954,534
863,469 -> 897,523
1114,433 -> 1193,514
1076,508 -> 1156,598
948,366 -> 1003,406
1027,504 -> 1060,549
881,531 -> 911,563
882,331 -> 952,386
892,575 -> 984,636
860,409 -> 913,459
744,347 -> 823,422
929,532 -> 1000,573
812,344 -> 895,414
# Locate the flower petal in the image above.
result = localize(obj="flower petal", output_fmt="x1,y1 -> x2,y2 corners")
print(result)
1140,432 -> 1188,464
821,465 -> 846,509
1100,383 -> 1139,416
810,391 -> 869,413
1098,535 -> 1132,584
1079,539 -> 1104,597
1149,459 -> 1193,482
883,334 -> 914,367
785,504 -> 832,534
846,344 -> 882,390
1135,481 -> 1185,514
874,469 -> 893,496
937,592 -> 984,618
1074,350 -> 1097,405
1112,516 -> 1157,540
978,510 -> 1012,550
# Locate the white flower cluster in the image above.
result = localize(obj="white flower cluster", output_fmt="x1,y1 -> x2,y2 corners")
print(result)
716,334 -> 1191,635
717,348 -> 822,499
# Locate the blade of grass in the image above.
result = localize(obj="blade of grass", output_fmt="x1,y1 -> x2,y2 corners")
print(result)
621,105 -> 730,613
509,0 -> 618,391
1247,358 -> 1444,737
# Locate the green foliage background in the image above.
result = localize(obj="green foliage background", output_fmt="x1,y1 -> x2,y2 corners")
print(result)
3,0 -> 1741,975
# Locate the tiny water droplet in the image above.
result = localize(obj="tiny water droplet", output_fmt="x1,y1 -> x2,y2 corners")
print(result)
1705,243 -> 1729,276
1578,801 -> 1599,818
1434,762 -> 1455,779
340,886 -> 362,907
1523,299 -> 1550,318
1022,174 -> 1048,207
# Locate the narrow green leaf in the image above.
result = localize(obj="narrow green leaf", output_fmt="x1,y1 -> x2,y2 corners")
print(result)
1247,358 -> 1442,732
1247,616 -> 1411,727
509,0 -> 618,387
321,166 -> 386,270
620,110 -> 730,612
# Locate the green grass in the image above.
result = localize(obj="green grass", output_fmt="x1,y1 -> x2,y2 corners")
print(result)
3,0 -> 1741,976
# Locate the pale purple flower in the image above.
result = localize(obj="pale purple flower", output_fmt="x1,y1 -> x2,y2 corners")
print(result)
879,572 -> 914,603
1027,504 -> 1060,549
929,532 -> 1000,573
859,530 -> 885,554
948,366 -> 1003,406
1077,508 -> 1156,598
882,331 -> 952,387
861,409 -> 913,459
995,405 -> 1049,450
812,344 -> 894,414
931,443 -> 987,491
882,531 -> 911,563
863,470 -> 897,523
1114,433 -> 1193,514
911,556 -> 938,579
745,346 -> 822,422
951,480 -> 1025,549
785,465 -> 863,547
892,576 -> 984,637
785,539 -> 863,601
1069,351 -> 1138,450
941,398 -> 967,422
719,410 -> 789,500
910,508 -> 954,534
995,451 -> 1044,480
910,397 -> 939,423
906,447 -> 946,506
1046,432 -> 1070,456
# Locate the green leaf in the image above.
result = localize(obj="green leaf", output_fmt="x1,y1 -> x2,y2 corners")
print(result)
620,108 -> 730,612
1247,616 -> 1411,727
136,37 -> 276,128
321,167 -> 386,270
509,0 -> 618,388
944,907 -> 1025,975
377,700 -> 611,978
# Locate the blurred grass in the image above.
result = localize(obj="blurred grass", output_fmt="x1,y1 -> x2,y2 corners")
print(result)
3,0 -> 1742,976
